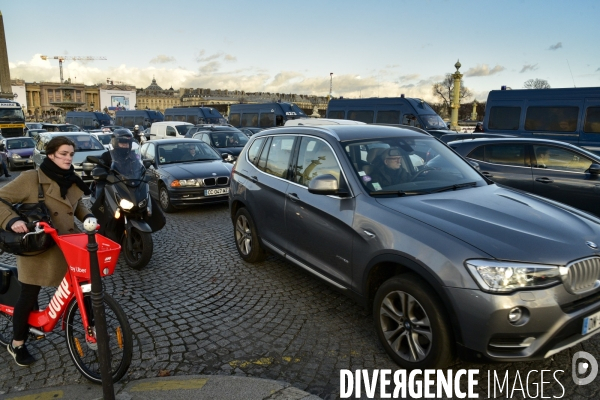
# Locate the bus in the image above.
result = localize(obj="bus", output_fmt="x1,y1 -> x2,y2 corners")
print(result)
115,110 -> 164,130
228,102 -> 307,129
164,107 -> 227,125
65,111 -> 113,130
0,99 -> 26,137
326,96 -> 453,138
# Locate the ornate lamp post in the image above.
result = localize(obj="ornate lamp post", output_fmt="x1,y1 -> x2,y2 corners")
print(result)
450,60 -> 463,131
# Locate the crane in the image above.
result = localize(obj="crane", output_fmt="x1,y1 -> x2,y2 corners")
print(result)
40,55 -> 107,84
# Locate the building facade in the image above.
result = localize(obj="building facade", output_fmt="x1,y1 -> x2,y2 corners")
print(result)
135,78 -> 180,112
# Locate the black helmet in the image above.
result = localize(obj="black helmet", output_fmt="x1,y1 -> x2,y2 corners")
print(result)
111,129 -> 133,158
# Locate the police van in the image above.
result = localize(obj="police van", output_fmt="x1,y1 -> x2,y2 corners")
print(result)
326,96 -> 453,138
228,102 -> 307,129
65,111 -> 113,130
115,110 -> 164,130
164,107 -> 226,125
483,87 -> 600,153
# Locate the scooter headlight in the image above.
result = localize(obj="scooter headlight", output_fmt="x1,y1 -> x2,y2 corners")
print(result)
119,199 -> 134,210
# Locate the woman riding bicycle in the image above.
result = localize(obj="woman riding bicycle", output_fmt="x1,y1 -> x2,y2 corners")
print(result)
0,136 -> 96,366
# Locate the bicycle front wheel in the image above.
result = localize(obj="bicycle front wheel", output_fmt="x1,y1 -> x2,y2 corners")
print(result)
64,293 -> 133,383
0,312 -> 13,346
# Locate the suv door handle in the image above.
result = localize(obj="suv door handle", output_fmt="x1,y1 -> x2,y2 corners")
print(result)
535,177 -> 553,184
481,171 -> 493,177
287,193 -> 300,202
249,175 -> 258,183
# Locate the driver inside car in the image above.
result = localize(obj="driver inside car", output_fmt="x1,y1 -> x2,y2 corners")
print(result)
369,148 -> 411,188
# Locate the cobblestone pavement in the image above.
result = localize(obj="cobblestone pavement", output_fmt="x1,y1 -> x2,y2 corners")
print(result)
1,171 -> 600,399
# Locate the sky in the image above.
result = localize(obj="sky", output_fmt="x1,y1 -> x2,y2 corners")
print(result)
2,0 -> 599,103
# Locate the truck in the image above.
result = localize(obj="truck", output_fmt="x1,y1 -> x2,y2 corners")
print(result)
0,99 -> 26,137
325,96 -> 453,138
483,87 -> 600,153
65,111 -> 113,130
115,109 -> 164,130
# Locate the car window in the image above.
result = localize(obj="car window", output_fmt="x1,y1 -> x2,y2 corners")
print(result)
256,137 -> 272,172
376,111 -> 400,124
532,145 -> 593,172
488,107 -> 521,130
484,144 -> 527,166
294,137 -> 341,187
259,113 -> 275,127
144,144 -> 156,161
584,107 -> 600,133
247,137 -> 265,165
525,106 -> 579,132
7,138 -> 35,149
263,136 -> 295,179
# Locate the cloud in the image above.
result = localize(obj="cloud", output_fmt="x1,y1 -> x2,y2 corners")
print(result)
520,64 -> 539,73
548,42 -> 562,50
464,64 -> 505,77
10,54 -> 455,102
224,54 -> 237,62
149,55 -> 175,64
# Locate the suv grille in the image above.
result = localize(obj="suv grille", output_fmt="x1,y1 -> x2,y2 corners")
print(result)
563,257 -> 600,295
203,177 -> 229,186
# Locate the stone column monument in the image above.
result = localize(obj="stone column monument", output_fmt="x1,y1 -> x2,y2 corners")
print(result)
450,60 -> 463,131
0,11 -> 15,99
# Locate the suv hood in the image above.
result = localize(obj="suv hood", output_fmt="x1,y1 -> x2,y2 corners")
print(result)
376,185 -> 600,264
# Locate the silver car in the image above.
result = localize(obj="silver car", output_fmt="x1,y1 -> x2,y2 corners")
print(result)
33,132 -> 106,181
229,124 -> 600,369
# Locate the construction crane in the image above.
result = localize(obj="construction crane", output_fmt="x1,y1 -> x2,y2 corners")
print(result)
40,55 -> 107,84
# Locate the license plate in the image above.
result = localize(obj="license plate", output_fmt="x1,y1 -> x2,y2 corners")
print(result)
205,188 -> 229,196
582,310 -> 600,335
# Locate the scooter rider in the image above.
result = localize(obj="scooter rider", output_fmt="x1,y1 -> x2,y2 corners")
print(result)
132,125 -> 143,144
94,129 -> 136,198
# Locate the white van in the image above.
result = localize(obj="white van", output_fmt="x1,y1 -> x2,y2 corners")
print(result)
149,122 -> 193,140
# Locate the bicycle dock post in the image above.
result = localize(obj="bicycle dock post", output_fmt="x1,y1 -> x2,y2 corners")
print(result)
85,224 -> 115,400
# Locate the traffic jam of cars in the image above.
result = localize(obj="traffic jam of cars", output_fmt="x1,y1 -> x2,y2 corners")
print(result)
16,97 -> 600,378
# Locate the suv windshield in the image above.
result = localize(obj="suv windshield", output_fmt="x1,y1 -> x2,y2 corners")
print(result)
344,136 -> 485,194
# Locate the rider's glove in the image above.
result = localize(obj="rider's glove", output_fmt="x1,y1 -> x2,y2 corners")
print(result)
83,216 -> 98,232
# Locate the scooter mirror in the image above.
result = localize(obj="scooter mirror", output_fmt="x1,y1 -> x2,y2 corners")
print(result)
143,159 -> 153,169
86,155 -> 101,164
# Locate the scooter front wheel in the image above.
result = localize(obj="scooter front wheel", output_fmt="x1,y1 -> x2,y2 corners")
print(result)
122,229 -> 153,270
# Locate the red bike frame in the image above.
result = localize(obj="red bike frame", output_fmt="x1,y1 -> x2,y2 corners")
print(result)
0,222 -> 120,343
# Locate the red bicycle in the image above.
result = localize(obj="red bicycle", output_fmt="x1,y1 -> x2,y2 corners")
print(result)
0,222 -> 132,383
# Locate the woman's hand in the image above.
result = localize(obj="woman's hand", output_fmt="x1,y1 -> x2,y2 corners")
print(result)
11,220 -> 28,233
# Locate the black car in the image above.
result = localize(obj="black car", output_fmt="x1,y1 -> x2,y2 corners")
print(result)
191,129 -> 249,160
240,127 -> 264,137
139,139 -> 233,212
449,137 -> 600,215
184,124 -> 241,138
439,132 -> 515,143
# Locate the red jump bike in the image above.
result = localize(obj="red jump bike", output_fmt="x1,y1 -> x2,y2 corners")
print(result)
0,221 -> 132,383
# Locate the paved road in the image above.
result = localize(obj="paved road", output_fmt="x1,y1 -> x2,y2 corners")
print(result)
1,170 -> 600,399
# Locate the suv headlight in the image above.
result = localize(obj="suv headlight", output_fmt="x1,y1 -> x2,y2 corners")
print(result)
466,259 -> 562,293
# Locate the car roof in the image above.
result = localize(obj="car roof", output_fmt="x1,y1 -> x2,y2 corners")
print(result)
152,121 -> 193,126
449,137 -> 599,157
252,124 -> 432,142
147,138 -> 201,145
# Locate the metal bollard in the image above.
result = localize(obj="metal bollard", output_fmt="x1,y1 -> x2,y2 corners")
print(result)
85,225 -> 115,400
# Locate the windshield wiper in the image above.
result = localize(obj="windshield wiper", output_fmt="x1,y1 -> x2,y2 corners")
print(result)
430,181 -> 478,193
369,190 -> 422,197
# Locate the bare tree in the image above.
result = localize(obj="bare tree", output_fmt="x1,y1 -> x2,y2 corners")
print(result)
432,74 -> 472,116
523,79 -> 551,89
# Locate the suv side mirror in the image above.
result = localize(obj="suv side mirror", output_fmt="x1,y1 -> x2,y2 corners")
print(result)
308,174 -> 346,196
588,163 -> 600,175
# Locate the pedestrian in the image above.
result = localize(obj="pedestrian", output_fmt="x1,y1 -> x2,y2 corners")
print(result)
474,122 -> 484,132
0,136 -> 95,366
0,144 -> 11,178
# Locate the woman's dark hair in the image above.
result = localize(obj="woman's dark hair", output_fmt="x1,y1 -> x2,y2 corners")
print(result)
46,136 -> 76,155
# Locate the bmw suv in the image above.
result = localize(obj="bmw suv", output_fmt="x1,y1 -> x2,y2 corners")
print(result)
229,124 -> 600,369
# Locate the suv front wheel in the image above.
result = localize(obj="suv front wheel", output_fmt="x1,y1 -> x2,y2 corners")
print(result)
234,208 -> 267,263
373,274 -> 454,369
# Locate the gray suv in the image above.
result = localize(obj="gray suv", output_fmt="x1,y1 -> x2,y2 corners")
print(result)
229,124 -> 600,369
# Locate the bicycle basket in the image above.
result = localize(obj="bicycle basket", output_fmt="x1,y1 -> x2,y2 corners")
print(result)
54,233 -> 121,279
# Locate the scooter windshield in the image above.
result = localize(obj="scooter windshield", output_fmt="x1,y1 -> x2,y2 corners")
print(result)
109,151 -> 145,185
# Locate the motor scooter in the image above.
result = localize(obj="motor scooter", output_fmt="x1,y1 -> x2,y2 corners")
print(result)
86,154 -> 164,269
